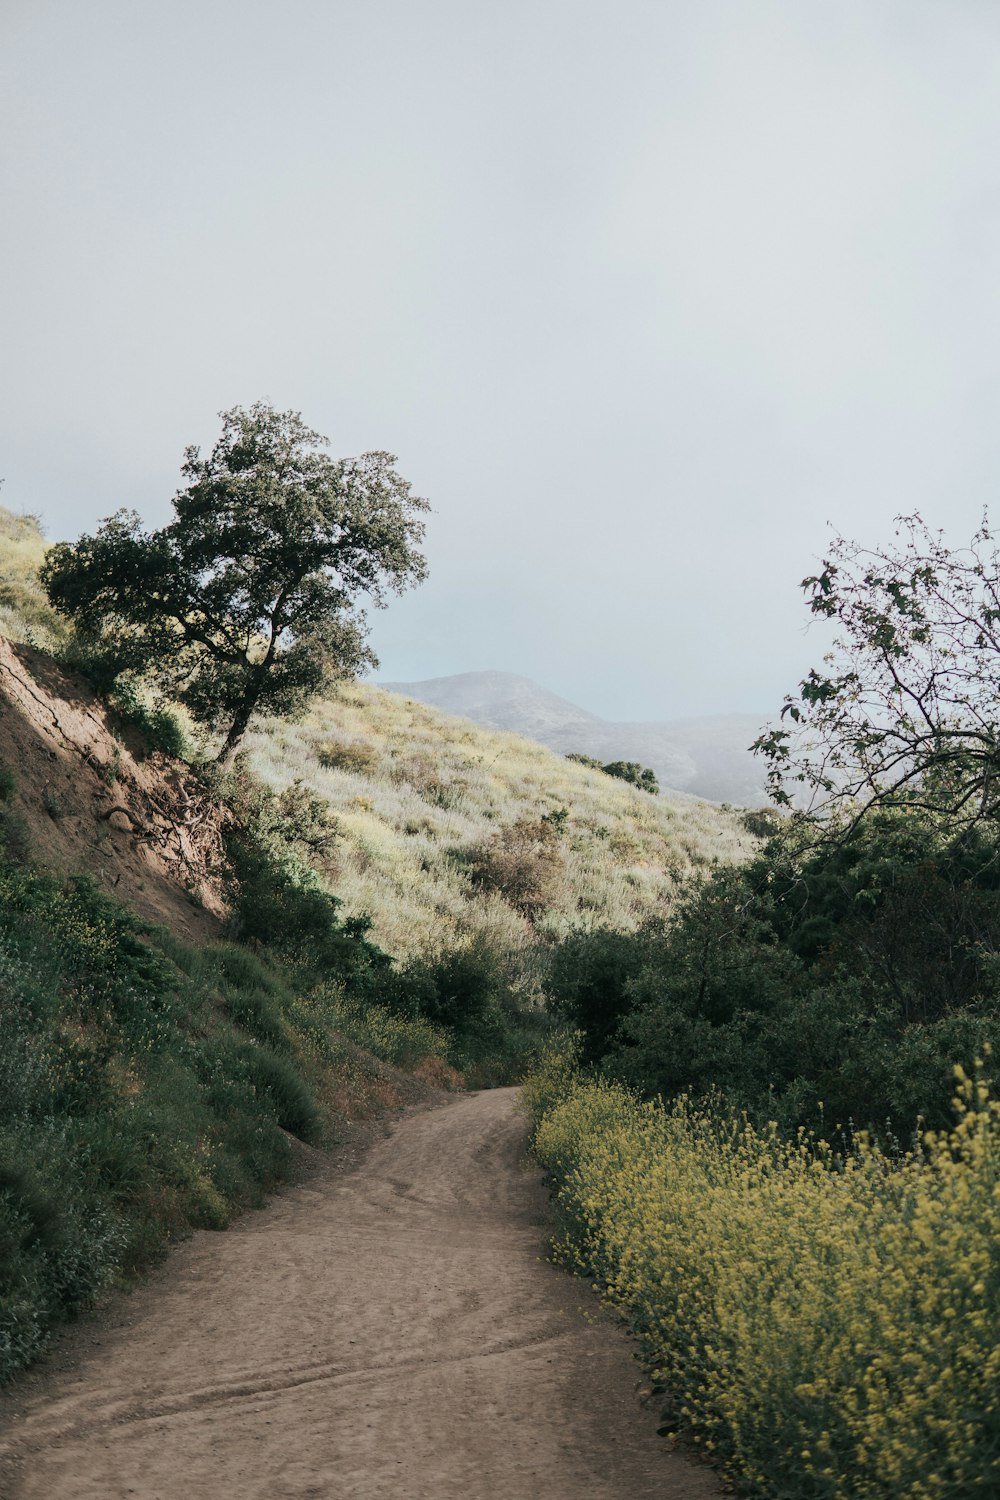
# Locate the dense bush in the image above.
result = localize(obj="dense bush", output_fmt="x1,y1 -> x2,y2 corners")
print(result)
547,809 -> 1000,1134
602,760 -> 660,795
466,816 -> 565,917
544,925 -> 656,1067
315,738 -> 380,776
565,753 -> 659,794
110,676 -> 190,758
225,835 -> 389,993
526,1059 -> 1000,1500
379,940 -> 550,1084
194,758 -> 388,994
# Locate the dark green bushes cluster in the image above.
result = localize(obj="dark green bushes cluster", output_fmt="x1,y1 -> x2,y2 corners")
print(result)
109,677 -> 190,758
546,810 -> 1000,1135
376,940 -> 550,1085
565,753 -> 659,795
0,854 -> 339,1385
185,759 -> 540,1079
205,759 -> 391,1001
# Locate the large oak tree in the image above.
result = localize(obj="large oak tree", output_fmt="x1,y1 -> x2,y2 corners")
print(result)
42,403 -> 429,762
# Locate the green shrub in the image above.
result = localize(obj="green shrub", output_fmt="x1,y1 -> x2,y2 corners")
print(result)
0,854 -> 335,1385
581,809 -> 1000,1135
111,677 -> 189,758
740,805 -> 786,839
332,998 -> 450,1070
228,1043 -> 322,1143
601,760 -> 660,795
225,839 -> 390,993
543,924 -> 657,1067
565,752 -> 603,771
565,753 -> 659,794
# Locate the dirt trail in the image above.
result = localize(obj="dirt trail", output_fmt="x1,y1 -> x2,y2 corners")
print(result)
0,1089 -> 721,1500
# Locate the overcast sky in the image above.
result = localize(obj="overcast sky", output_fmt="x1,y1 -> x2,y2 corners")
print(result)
3,1 -> 999,722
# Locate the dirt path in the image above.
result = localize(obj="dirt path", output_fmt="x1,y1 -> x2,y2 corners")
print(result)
0,1089 -> 721,1500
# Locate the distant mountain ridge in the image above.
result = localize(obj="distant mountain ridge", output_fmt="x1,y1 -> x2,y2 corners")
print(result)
378,671 -> 771,806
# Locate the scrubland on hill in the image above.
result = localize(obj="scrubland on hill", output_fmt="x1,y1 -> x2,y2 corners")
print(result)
0,509 -> 64,648
246,686 -> 751,964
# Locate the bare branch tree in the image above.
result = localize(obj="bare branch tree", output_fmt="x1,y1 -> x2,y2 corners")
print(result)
754,513 -> 1000,831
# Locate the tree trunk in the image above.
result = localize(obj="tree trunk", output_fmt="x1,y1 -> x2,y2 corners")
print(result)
215,695 -> 258,767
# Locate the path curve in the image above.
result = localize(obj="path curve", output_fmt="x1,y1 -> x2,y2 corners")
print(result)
0,1088 -> 721,1499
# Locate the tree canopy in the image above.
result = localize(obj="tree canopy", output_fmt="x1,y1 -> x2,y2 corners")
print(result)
754,514 -> 1000,830
42,403 -> 429,761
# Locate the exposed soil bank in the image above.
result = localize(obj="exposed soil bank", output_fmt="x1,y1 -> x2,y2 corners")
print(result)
0,1089 -> 721,1499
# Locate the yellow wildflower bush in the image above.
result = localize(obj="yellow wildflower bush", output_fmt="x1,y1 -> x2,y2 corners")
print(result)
529,1064 -> 1000,1499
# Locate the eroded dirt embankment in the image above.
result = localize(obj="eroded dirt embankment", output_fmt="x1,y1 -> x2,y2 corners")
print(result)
0,635 -> 225,941
0,1089 -> 722,1500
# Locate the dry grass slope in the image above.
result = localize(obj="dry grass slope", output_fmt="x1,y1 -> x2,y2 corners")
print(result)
0,509 -> 65,646
246,687 -> 753,962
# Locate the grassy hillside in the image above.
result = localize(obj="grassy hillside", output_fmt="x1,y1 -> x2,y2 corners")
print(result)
0,509 -> 64,647
0,821 -> 452,1385
0,504 -> 753,968
246,687 -> 752,965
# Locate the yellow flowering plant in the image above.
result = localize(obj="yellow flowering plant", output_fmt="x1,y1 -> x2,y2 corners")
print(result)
528,1056 -> 1000,1499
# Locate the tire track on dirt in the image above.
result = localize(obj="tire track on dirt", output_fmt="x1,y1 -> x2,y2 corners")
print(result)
0,1088 -> 722,1499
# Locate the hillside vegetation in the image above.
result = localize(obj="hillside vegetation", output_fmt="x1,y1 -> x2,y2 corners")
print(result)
246,686 -> 751,966
380,669 -> 771,804
2,506 -> 751,971
0,509 -> 65,647
526,1053 -> 1000,1500
521,516 -> 1000,1499
0,616 -> 471,1384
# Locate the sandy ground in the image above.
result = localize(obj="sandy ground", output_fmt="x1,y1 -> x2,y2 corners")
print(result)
0,1089 -> 722,1500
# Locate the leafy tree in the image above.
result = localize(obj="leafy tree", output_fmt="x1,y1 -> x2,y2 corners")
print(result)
754,514 -> 1000,830
42,403 -> 428,762
544,924 -> 657,1066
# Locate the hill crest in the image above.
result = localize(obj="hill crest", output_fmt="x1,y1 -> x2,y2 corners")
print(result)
379,670 -> 770,806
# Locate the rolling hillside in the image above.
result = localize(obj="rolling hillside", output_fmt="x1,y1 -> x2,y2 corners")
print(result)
380,670 -> 771,805
246,684 -> 753,965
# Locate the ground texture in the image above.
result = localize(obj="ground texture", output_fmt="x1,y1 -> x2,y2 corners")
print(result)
0,1089 -> 721,1499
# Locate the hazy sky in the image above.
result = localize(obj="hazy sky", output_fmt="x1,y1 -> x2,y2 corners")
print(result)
3,1 -> 999,722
